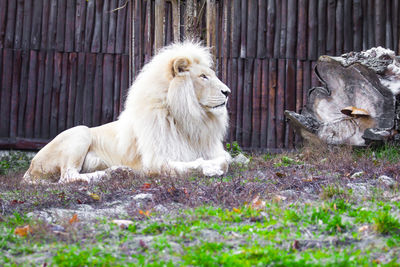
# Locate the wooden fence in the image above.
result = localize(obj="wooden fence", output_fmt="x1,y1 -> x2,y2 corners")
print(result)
0,0 -> 399,150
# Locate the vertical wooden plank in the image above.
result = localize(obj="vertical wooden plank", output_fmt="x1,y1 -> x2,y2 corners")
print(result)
353,0 -> 363,51
286,0 -> 297,59
56,0 -> 66,51
267,59 -> 277,148
362,0 -> 368,50
50,52 -> 62,138
221,0 -> 231,61
0,0 -> 7,48
10,50 -> 22,139
317,0 -> 327,56
13,0 -> 24,49
394,0 -> 399,53
343,0 -> 353,52
84,0 -> 95,52
75,0 -> 86,52
296,0 -> 307,59
0,50 -> 12,137
229,58 -> 238,142
279,0 -> 287,58
93,54 -> 103,126
256,0 -> 266,58
102,0 -> 110,53
231,0 -> 241,58
120,55 -> 129,113
107,0 -> 118,54
58,53 -> 69,133
207,0 -> 218,57
67,53 -> 77,129
83,54 -> 96,126
41,51 -> 53,138
34,52 -> 45,138
154,0 -> 165,52
375,0 -> 385,47
40,0 -> 50,50
47,0 -> 58,50
235,59 -> 244,143
21,0 -> 33,50
326,0 -> 336,55
385,1 -> 393,49
74,53 -> 86,126
285,59 -> 296,148
276,59 -> 285,148
4,0 -> 16,48
91,0 -> 102,53
251,59 -> 262,148
242,59 -> 253,148
266,0 -> 275,58
170,0 -> 180,42
30,0 -> 43,50
102,54 -> 114,124
335,0 -> 344,55
65,0 -> 76,52
246,0 -> 257,58
260,59 -> 269,147
113,55 -> 121,120
25,51 -> 38,138
17,51 -> 30,137
296,60 -> 303,112
311,61 -> 319,87
116,0 -> 128,53
302,60 -> 311,107
308,0 -> 317,60
240,0 -> 247,58
367,0 -> 375,48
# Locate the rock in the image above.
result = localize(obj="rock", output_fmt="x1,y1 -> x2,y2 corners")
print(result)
112,219 -> 134,229
133,193 -> 153,201
351,171 -> 365,179
232,153 -> 250,165
153,204 -> 168,214
347,183 -> 369,197
378,175 -> 396,187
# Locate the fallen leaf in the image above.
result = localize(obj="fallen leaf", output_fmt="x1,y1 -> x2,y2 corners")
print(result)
250,196 -> 266,210
112,219 -> 134,229
69,214 -> 79,224
141,183 -> 151,190
292,240 -> 300,250
275,172 -> 286,178
232,207 -> 241,213
333,203 -> 337,211
14,225 -> 32,237
139,209 -> 151,217
88,192 -> 100,201
11,200 -> 24,205
76,199 -> 83,204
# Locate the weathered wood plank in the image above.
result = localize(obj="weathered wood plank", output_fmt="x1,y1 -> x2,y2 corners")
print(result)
0,0 -> 7,48
84,0 -> 95,52
14,0 -> 24,49
235,59 -> 244,143
34,52 -> 46,138
93,54 -> 103,126
120,55 -> 129,113
240,0 -> 247,58
82,54 -> 96,126
286,0 -> 297,58
266,0 -> 275,58
10,50 -> 22,139
242,59 -> 253,148
326,0 -> 336,55
75,0 -> 86,52
66,53 -> 77,129
40,0 -> 50,50
260,59 -> 269,147
285,59 -> 296,148
276,59 -> 285,148
102,0 -> 110,52
353,0 -> 363,51
21,0 -> 33,50
4,0 -> 16,48
113,55 -> 121,121
116,0 -> 128,53
279,0 -> 287,58
102,54 -> 114,124
50,52 -> 62,138
317,0 -> 327,56
246,0 -> 257,58
343,0 -> 353,52
335,0 -> 344,55
229,58 -> 238,142
231,0 -> 241,58
25,51 -> 38,138
56,0 -> 66,51
256,0 -> 266,58
308,0 -> 318,60
73,53 -> 86,126
385,0 -> 393,49
154,0 -> 165,52
0,49 -> 12,137
267,59 -> 277,148
393,0 -> 399,53
65,0 -> 76,52
31,0 -> 43,50
17,51 -> 30,137
367,0 -> 375,48
374,0 -> 385,47
251,59 -> 262,147
58,53 -> 69,133
107,0 -> 118,53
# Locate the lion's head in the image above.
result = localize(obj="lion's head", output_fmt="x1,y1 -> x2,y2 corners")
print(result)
119,41 -> 230,169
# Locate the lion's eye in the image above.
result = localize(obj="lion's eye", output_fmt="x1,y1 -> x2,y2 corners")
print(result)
200,74 -> 208,80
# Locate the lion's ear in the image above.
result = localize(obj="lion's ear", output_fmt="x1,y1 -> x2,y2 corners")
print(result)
172,57 -> 191,77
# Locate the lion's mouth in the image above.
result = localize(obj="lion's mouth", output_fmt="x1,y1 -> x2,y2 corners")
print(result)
208,102 -> 226,109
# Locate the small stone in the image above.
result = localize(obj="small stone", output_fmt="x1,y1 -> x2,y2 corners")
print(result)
112,219 -> 134,229
378,175 -> 395,187
350,171 -> 364,179
133,193 -> 153,201
232,153 -> 250,165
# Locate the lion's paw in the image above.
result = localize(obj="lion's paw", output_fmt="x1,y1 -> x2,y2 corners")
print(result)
200,162 -> 224,177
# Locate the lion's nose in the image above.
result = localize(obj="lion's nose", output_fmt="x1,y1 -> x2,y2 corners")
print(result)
221,90 -> 230,98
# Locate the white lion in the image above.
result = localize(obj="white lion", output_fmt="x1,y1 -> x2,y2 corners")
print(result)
23,41 -> 232,183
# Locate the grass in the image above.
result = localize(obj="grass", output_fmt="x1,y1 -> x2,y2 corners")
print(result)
0,144 -> 400,265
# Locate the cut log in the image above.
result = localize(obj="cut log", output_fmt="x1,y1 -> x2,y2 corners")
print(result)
285,47 -> 400,146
